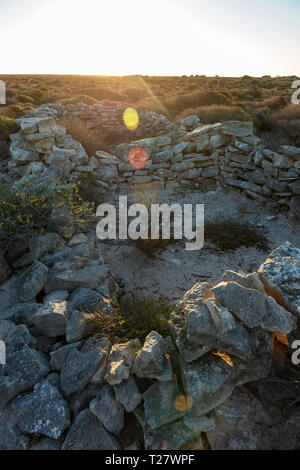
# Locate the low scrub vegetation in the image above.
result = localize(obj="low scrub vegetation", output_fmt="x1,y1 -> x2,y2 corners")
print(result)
0,115 -> 20,140
58,118 -> 110,155
0,179 -> 95,251
0,74 -> 299,146
87,293 -> 173,343
205,215 -> 269,251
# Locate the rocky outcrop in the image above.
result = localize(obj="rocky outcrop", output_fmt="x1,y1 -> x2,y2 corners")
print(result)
0,240 -> 298,450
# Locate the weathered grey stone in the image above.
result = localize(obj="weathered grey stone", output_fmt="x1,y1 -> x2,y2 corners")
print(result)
50,342 -> 82,370
221,270 -> 265,292
31,301 -> 68,337
29,233 -> 62,260
105,339 -> 141,385
170,161 -> 194,172
207,386 -> 271,450
30,438 -> 61,450
202,167 -> 218,178
12,379 -> 70,439
180,354 -> 243,418
43,290 -> 69,304
62,409 -> 119,450
60,337 -> 109,396
258,241 -> 300,318
182,283 -> 255,359
66,310 -> 89,342
0,301 -> 41,323
68,233 -> 88,246
272,152 -> 293,169
221,121 -> 253,137
133,331 -> 166,378
15,261 -> 48,302
90,384 -> 124,434
113,376 -> 142,412
143,378 -> 183,429
0,252 -> 11,283
212,281 -> 296,333
183,414 -> 215,433
280,145 -> 300,158
0,346 -> 50,409
0,407 -> 30,450
0,320 -> 36,354
45,263 -> 109,292
68,287 -> 107,312
290,196 -> 300,219
210,134 -> 229,148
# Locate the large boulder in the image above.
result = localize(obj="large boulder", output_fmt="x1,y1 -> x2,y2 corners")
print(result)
12,379 -> 70,439
0,346 -> 50,409
31,301 -> 68,337
62,409 -> 119,450
258,241 -> 300,318
105,339 -> 141,385
0,252 -> 11,283
89,385 -> 124,435
15,261 -> 48,302
60,337 -> 109,396
207,386 -> 271,450
211,281 -> 296,333
133,331 -> 172,381
113,376 -> 142,413
0,407 -> 30,450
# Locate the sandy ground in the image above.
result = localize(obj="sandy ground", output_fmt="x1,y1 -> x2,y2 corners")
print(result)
95,186 -> 300,303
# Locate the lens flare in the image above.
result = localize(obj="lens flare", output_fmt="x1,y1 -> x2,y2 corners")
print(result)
123,107 -> 139,131
174,394 -> 193,412
129,146 -> 149,169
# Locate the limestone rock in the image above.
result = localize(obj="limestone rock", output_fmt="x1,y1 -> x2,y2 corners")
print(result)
31,301 -> 68,337
0,252 -> 11,283
105,339 -> 141,385
143,378 -> 183,429
258,241 -> 300,318
221,121 -> 253,137
60,337 -> 109,396
0,346 -> 50,409
0,407 -> 30,450
89,384 -> 124,434
62,409 -> 119,450
212,281 -> 296,333
12,379 -> 70,439
15,261 -> 48,302
113,376 -> 142,412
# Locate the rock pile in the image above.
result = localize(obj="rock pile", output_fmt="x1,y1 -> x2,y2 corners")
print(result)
3,104 -> 300,226
0,240 -> 299,450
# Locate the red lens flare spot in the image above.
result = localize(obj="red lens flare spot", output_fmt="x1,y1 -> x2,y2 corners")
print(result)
129,147 -> 149,169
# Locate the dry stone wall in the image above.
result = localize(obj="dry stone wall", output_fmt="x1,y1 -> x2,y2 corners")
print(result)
3,103 -> 300,226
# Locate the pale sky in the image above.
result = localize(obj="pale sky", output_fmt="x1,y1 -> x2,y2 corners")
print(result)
0,0 -> 299,76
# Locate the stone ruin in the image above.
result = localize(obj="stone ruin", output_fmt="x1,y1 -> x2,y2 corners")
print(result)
1,103 -> 299,226
0,103 -> 299,450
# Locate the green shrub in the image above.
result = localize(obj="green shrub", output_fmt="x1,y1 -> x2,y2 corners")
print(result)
0,116 -> 20,140
175,105 -> 251,123
18,94 -> 35,104
58,118 -> 110,155
123,87 -> 148,102
205,215 -> 268,250
0,179 -> 95,250
87,293 -> 173,343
